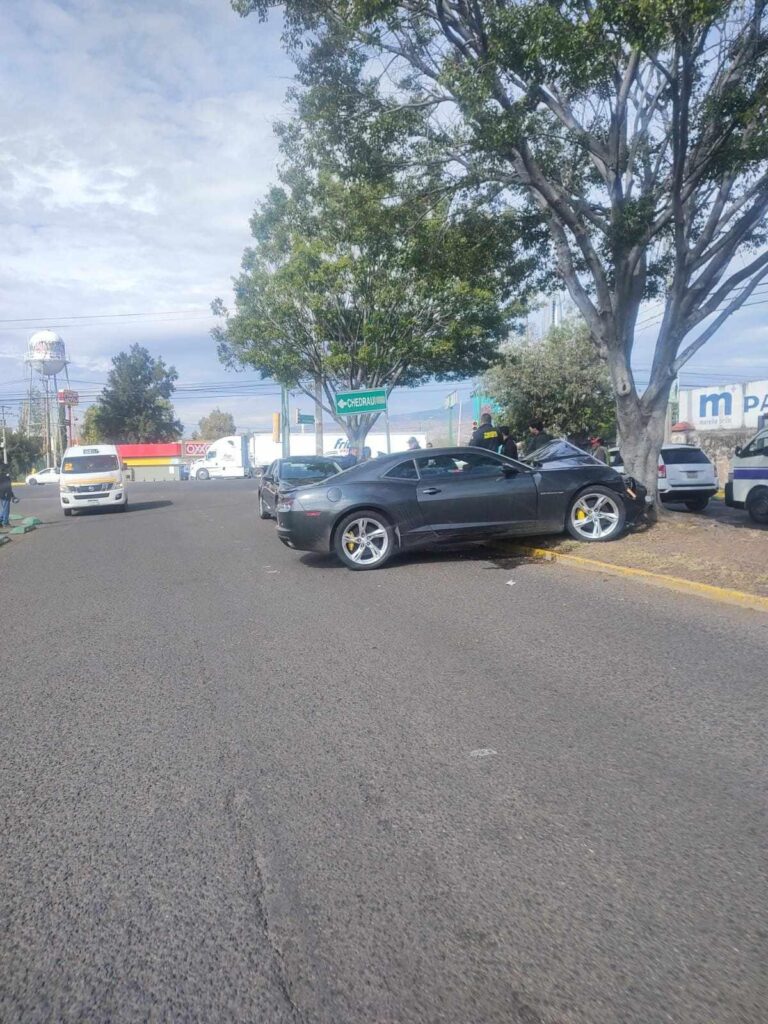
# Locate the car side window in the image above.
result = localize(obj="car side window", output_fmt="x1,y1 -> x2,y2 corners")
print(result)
384,460 -> 419,480
266,461 -> 277,480
415,452 -> 504,479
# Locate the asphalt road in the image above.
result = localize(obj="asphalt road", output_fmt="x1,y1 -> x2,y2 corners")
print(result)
2,480 -> 766,1024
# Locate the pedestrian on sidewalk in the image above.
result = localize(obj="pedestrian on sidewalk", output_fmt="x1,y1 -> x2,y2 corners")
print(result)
469,412 -> 503,451
498,426 -> 518,460
0,463 -> 17,528
590,436 -> 609,464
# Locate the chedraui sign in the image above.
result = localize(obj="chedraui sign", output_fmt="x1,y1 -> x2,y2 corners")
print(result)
679,380 -> 768,430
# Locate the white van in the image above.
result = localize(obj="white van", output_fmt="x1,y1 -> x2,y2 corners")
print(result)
725,427 -> 768,523
59,444 -> 128,516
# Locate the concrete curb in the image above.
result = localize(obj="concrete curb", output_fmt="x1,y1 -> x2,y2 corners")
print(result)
507,545 -> 768,614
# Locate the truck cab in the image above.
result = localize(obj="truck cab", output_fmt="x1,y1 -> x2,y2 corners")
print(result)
725,427 -> 768,523
189,435 -> 252,480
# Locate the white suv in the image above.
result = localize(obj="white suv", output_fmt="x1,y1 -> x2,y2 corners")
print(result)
609,444 -> 718,511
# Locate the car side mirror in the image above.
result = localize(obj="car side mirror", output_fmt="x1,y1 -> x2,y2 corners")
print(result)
734,446 -> 743,457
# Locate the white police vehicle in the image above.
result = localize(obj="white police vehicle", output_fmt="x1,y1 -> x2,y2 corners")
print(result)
725,426 -> 768,524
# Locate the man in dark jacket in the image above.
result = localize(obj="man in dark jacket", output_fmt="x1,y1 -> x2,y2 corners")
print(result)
498,426 -> 518,460
468,412 -> 502,451
0,463 -> 16,528
524,419 -> 553,456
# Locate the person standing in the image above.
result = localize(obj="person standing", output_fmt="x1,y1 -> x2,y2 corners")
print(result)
524,419 -> 553,456
469,412 -> 502,451
0,463 -> 17,528
590,436 -> 609,464
407,437 -> 421,450
498,426 -> 518,460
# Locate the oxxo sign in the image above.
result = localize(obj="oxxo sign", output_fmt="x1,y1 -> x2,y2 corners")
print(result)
679,380 -> 768,431
334,388 -> 388,416
183,440 -> 212,458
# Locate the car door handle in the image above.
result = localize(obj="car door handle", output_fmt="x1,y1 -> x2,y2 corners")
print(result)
421,487 -> 441,495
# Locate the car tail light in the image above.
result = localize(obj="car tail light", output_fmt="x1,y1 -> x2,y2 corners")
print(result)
658,463 -> 666,478
277,495 -> 295,512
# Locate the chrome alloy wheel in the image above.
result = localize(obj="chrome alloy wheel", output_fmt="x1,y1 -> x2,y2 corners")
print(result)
569,492 -> 622,540
341,516 -> 390,566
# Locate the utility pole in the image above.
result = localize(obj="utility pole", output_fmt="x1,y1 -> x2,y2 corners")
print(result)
0,405 -> 7,466
314,377 -> 324,455
281,386 -> 290,458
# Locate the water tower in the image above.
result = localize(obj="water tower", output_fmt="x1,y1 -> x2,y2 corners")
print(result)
24,329 -> 71,467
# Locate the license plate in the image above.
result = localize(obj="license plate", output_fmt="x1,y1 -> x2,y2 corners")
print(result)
87,498 -> 99,504
685,471 -> 700,478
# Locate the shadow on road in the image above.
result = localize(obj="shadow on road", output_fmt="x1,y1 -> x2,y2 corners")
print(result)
69,500 -> 174,515
299,543 -> 522,572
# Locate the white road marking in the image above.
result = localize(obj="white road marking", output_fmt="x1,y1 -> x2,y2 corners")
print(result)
469,748 -> 498,758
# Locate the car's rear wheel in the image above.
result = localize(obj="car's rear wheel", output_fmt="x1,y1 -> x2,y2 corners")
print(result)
747,487 -> 768,524
566,487 -> 626,542
334,510 -> 395,570
258,491 -> 272,519
685,496 -> 709,512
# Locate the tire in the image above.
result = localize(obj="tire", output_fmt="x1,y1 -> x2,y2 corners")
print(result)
63,508 -> 72,517
197,469 -> 210,481
747,487 -> 768,524
29,478 -> 38,485
258,491 -> 272,520
333,510 -> 395,570
685,497 -> 709,512
118,502 -> 127,513
566,486 -> 626,542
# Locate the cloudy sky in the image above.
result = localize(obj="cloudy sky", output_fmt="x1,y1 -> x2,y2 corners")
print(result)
0,0 -> 766,437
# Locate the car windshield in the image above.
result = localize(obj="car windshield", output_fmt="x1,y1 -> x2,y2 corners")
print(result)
62,455 -> 119,474
523,439 -> 594,463
279,459 -> 339,480
661,448 -> 711,465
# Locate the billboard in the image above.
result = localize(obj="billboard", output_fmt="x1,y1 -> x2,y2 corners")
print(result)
679,380 -> 768,431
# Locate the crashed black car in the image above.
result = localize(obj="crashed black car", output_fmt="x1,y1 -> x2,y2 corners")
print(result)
258,456 -> 343,520
275,441 -> 646,570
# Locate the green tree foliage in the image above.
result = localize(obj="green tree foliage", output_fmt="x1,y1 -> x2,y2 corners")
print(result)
91,344 -> 183,443
2,430 -> 44,480
213,58 -> 534,445
79,405 -> 103,444
486,320 -> 616,444
198,408 -> 236,439
235,0 -> 768,500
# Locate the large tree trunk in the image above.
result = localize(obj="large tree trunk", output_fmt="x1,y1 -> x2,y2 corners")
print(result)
615,389 -> 669,508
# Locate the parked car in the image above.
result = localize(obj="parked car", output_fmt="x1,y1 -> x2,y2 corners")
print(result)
609,444 -> 717,510
276,443 -> 646,570
258,456 -> 343,520
725,426 -> 768,523
26,466 -> 60,485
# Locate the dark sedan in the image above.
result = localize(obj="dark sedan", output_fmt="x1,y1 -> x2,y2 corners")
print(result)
258,456 -> 343,520
275,442 -> 646,570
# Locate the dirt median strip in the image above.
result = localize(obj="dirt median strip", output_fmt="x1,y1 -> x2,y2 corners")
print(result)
508,544 -> 768,613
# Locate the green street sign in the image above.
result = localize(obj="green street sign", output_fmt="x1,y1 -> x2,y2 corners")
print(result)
296,412 -> 315,425
334,388 -> 388,416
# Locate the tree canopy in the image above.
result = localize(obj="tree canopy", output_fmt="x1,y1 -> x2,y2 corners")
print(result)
198,408 -> 236,439
486,319 -> 616,443
2,430 -> 44,480
234,0 -> 768,499
91,344 -> 183,443
213,58 -> 535,444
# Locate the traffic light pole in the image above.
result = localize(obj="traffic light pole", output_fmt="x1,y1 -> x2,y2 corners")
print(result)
281,387 -> 290,458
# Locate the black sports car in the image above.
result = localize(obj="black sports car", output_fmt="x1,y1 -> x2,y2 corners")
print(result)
275,442 -> 646,570
258,456 -> 343,520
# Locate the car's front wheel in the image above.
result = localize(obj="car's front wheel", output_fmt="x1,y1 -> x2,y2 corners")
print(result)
29,478 -> 38,485
258,491 -> 272,519
747,487 -> 768,524
685,496 -> 709,512
196,469 -> 209,480
63,508 -> 72,517
334,510 -> 395,570
566,487 -> 626,542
